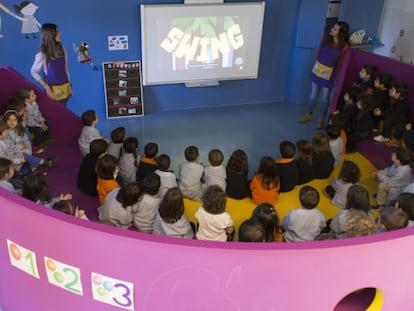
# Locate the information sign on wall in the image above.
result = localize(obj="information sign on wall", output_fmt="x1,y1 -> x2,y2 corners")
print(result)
102,61 -> 144,118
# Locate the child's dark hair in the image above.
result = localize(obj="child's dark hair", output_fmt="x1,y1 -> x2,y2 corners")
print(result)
81,110 -> 97,126
396,147 -> 414,166
345,184 -> 370,213
238,219 -> 265,242
296,140 -> 313,165
380,206 -> 408,231
8,96 -> 26,112
3,110 -> 25,136
226,149 -> 248,175
325,124 -> 341,139
362,64 -> 377,77
312,133 -> 331,154
184,145 -> 199,162
123,137 -> 139,155
110,127 -> 126,144
358,93 -> 375,111
22,175 -> 51,204
256,156 -> 279,190
338,160 -> 360,184
0,158 -> 13,180
0,120 -> 7,135
346,85 -> 364,104
96,154 -> 118,180
279,141 -> 296,158
90,139 -> 108,157
252,203 -> 280,242
116,182 -> 142,207
299,186 -> 320,209
397,192 -> 414,221
392,82 -> 409,99
202,185 -> 227,215
157,154 -> 171,171
144,142 -> 158,158
52,199 -> 78,216
16,87 -> 33,101
158,187 -> 185,224
142,172 -> 160,195
208,149 -> 224,166
323,21 -> 349,49
377,73 -> 393,89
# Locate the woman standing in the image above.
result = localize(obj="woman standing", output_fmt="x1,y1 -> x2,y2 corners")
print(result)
31,23 -> 73,106
298,22 -> 350,129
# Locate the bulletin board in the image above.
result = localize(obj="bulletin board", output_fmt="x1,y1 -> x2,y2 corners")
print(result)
102,61 -> 144,118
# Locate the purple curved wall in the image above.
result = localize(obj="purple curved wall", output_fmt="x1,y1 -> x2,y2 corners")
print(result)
1,188 -> 414,311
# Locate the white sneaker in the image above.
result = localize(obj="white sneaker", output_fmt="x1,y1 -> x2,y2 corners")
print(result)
374,135 -> 390,142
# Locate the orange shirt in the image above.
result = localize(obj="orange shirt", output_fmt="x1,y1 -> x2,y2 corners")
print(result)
250,174 -> 279,205
97,178 -> 120,205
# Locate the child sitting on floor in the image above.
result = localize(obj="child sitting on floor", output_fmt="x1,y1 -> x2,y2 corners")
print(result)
178,145 -> 204,201
203,148 -> 226,191
136,142 -> 158,183
119,137 -> 139,184
329,185 -> 374,239
295,139 -> 316,185
372,147 -> 414,207
195,185 -> 234,242
78,110 -> 102,156
238,219 -> 265,242
96,154 -> 120,205
378,206 -> 408,232
250,156 -> 280,205
153,187 -> 194,239
354,64 -> 377,94
226,149 -> 250,200
77,138 -> 108,197
326,160 -> 361,209
0,158 -> 17,194
133,173 -> 161,233
325,124 -> 343,167
154,154 -> 177,198
251,203 -> 283,242
52,199 -> 88,220
16,87 -> 49,149
312,133 -> 334,179
107,126 -> 126,160
276,140 -> 298,192
282,186 -> 325,242
99,182 -> 142,229
395,192 -> 414,227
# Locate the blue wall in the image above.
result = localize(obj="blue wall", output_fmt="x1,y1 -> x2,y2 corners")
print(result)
0,0 -> 302,117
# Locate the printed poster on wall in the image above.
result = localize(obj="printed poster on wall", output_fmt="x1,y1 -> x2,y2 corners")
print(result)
102,61 -> 144,118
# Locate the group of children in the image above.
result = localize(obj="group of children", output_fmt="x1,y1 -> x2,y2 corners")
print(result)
3,81 -> 414,242
69,104 -> 414,242
332,63 -> 412,153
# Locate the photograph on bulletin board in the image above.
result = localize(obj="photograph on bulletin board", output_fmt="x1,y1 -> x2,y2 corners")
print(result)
102,61 -> 144,118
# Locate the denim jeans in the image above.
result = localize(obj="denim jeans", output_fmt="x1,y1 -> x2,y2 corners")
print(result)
307,82 -> 332,119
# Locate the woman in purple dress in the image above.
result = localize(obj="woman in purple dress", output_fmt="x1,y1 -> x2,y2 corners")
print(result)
298,22 -> 350,129
31,23 -> 73,106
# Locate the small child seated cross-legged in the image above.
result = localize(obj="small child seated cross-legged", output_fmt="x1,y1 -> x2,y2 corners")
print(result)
107,126 -> 126,160
96,154 -> 120,205
153,187 -> 194,239
78,110 -> 102,156
155,154 -> 177,198
250,156 -> 279,205
282,186 -> 325,242
195,185 -> 234,242
295,139 -> 316,185
251,203 -> 283,242
179,145 -> 204,201
136,142 -> 158,183
203,148 -> 226,191
276,141 -> 298,193
225,149 -> 250,200
119,137 -> 139,184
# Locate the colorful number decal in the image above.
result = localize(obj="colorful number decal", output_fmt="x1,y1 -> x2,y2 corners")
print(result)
44,257 -> 83,295
113,283 -> 132,307
91,272 -> 134,310
7,239 -> 40,278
